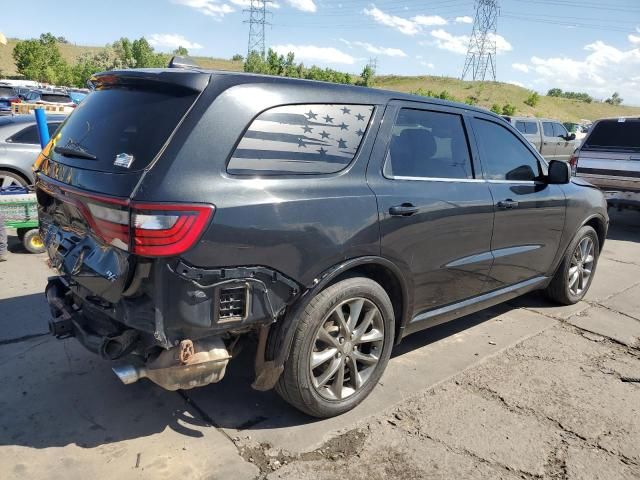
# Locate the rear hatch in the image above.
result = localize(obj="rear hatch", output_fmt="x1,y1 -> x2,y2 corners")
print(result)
36,69 -> 212,303
576,118 -> 640,191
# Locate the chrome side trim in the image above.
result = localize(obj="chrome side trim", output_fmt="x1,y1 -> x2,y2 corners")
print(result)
410,276 -> 547,324
492,244 -> 541,259
445,245 -> 540,269
390,175 -> 484,183
388,175 -> 538,185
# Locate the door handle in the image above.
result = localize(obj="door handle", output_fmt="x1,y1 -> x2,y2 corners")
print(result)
497,199 -> 519,210
389,203 -> 419,216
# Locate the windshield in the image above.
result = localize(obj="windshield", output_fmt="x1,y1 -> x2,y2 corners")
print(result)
0,87 -> 15,98
583,119 -> 640,152
48,86 -> 198,172
39,94 -> 72,103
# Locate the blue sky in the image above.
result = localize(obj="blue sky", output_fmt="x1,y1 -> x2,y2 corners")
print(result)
5,0 -> 640,104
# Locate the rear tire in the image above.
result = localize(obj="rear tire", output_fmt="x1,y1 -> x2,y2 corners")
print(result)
545,225 -> 599,305
277,277 -> 395,418
0,170 -> 29,188
23,229 -> 45,254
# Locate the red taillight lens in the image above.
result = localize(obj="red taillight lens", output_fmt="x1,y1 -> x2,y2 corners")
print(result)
9,97 -> 21,104
44,182 -> 214,257
131,204 -> 214,256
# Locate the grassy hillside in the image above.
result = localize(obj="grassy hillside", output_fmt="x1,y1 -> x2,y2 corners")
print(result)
2,39 -> 638,123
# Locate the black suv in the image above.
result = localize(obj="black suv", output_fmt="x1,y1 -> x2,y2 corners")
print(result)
38,67 -> 608,417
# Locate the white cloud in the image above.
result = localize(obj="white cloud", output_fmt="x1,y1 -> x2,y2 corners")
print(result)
512,62 -> 529,73
429,29 -> 469,54
429,30 -> 511,55
341,39 -> 406,57
363,6 -> 420,35
455,16 -> 473,24
412,15 -> 447,26
148,33 -> 203,51
286,0 -> 316,12
507,80 -> 526,88
172,0 -> 234,18
420,61 -> 435,69
529,40 -> 640,105
230,0 -> 280,8
271,44 -> 355,64
490,33 -> 513,53
629,33 -> 640,45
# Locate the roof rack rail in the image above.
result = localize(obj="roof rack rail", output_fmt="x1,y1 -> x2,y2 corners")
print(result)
168,56 -> 200,70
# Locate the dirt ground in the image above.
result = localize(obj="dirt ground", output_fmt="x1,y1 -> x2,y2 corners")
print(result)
1,210 -> 639,480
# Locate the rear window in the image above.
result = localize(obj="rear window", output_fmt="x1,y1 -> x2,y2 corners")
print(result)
515,120 -> 538,135
39,94 -> 72,103
0,87 -> 15,97
48,87 -> 198,172
583,119 -> 640,152
227,104 -> 374,175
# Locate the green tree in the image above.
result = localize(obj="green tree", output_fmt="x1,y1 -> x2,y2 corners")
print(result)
131,37 -> 166,67
12,33 -> 70,84
173,46 -> 189,56
357,65 -> 374,87
547,88 -> 562,97
605,92 -> 623,105
232,54 -> 244,61
71,49 -> 115,87
490,103 -> 502,114
524,91 -> 540,107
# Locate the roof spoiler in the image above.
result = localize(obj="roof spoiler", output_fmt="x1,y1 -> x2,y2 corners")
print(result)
168,56 -> 200,70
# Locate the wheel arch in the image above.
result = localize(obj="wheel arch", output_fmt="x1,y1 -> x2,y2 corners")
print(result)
0,165 -> 32,186
582,214 -> 607,250
266,256 -> 413,381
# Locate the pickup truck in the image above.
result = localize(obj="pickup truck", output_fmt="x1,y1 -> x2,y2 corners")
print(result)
503,116 -> 577,161
573,117 -> 640,210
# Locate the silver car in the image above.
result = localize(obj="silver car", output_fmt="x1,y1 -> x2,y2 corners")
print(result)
0,115 -> 66,187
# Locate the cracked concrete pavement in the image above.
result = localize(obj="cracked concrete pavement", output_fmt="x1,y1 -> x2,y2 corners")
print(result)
1,210 -> 639,479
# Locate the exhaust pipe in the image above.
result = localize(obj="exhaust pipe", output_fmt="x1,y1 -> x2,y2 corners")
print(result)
112,338 -> 231,391
112,364 -> 144,385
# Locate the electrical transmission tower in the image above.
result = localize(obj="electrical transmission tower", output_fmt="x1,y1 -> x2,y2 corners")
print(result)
244,0 -> 270,58
461,0 -> 500,81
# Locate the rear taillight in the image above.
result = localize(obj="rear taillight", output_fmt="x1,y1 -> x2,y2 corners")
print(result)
44,183 -> 214,257
131,203 -> 214,256
9,97 -> 21,104
569,153 -> 578,176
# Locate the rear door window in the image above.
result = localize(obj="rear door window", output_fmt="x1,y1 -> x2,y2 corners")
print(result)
48,87 -> 199,172
384,108 -> 473,179
227,104 -> 374,175
473,118 -> 541,181
583,119 -> 640,152
8,125 -> 39,144
515,121 -> 527,133
524,121 -> 538,135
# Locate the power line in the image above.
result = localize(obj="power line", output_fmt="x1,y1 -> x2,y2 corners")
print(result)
462,0 -> 500,81
244,0 -> 271,58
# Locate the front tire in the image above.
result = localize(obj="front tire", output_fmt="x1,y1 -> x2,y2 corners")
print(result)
277,277 -> 395,418
545,225 -> 599,305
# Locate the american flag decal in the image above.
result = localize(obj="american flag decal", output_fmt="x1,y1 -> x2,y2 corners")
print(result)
228,104 -> 374,174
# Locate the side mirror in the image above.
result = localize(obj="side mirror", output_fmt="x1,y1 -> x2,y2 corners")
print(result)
547,160 -> 571,184
567,133 -> 576,141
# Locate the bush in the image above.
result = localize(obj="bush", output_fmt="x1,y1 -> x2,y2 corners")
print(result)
524,91 -> 539,107
231,54 -> 244,61
546,88 -> 592,103
502,103 -> 517,116
605,92 -> 623,105
490,103 -> 502,114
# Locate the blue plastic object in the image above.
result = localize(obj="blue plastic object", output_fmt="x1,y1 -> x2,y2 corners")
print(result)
34,108 -> 50,149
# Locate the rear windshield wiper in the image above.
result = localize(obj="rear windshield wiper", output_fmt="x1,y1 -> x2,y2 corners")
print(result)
53,145 -> 97,160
